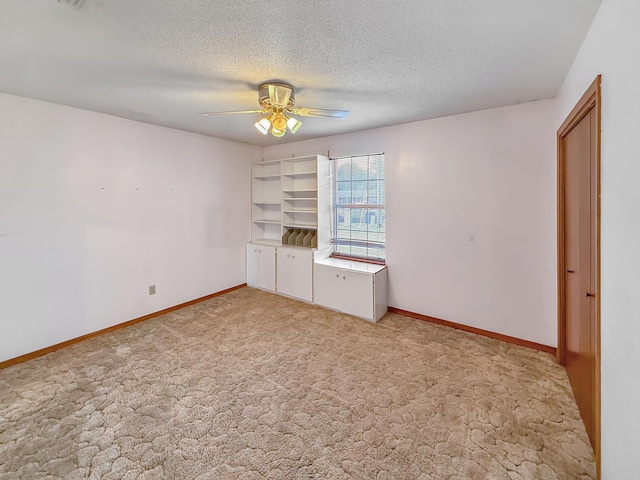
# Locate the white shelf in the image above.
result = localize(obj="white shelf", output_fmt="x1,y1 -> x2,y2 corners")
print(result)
253,219 -> 281,224
253,173 -> 282,179
282,171 -> 316,177
283,222 -> 318,228
251,155 -> 329,251
251,238 -> 282,246
282,156 -> 316,163
257,159 -> 282,166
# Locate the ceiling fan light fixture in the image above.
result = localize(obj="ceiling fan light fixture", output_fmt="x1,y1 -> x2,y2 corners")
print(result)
271,127 -> 285,137
255,117 -> 270,135
272,113 -> 288,132
287,117 -> 302,134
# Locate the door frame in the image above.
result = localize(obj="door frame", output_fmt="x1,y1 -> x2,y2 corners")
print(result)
556,74 -> 601,475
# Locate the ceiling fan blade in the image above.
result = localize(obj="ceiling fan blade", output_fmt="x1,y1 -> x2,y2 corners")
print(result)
200,109 -> 266,116
290,107 -> 349,119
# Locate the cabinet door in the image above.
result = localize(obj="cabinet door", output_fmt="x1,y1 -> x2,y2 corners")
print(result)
258,246 -> 276,292
340,269 -> 374,320
313,263 -> 341,310
290,249 -> 313,302
276,247 -> 292,296
246,244 -> 260,287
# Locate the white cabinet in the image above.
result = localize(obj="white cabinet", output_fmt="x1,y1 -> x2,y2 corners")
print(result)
276,246 -> 313,302
314,258 -> 388,322
246,243 -> 276,292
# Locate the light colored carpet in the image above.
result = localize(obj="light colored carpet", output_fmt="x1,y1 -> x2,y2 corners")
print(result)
0,287 -> 595,479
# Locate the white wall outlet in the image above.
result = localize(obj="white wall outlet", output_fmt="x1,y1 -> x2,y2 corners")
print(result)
149,285 -> 156,295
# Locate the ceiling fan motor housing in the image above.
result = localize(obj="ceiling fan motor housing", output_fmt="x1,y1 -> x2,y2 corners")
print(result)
258,82 -> 295,110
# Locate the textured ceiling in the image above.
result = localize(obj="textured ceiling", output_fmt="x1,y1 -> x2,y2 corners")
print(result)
0,0 -> 601,147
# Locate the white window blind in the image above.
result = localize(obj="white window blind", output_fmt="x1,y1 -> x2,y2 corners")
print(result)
330,153 -> 385,262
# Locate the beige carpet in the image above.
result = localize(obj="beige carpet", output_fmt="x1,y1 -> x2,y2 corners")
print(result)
0,287 -> 595,479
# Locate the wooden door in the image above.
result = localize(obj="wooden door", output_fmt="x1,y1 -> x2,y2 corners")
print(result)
563,108 -> 596,440
558,76 -> 600,471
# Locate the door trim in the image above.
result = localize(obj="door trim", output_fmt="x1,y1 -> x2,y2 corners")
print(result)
556,74 -> 601,476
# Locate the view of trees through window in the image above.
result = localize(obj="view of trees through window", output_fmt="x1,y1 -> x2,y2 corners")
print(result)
331,154 -> 385,261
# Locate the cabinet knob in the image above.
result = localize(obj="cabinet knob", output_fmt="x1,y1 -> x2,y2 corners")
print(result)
336,274 -> 339,278
585,292 -> 595,298
342,276 -> 346,280
287,254 -> 290,258
292,255 -> 295,259
254,249 -> 258,252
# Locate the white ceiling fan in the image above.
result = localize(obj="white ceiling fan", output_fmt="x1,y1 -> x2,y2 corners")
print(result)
200,82 -> 349,137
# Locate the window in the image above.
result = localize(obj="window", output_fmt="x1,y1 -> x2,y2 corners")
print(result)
330,153 -> 385,262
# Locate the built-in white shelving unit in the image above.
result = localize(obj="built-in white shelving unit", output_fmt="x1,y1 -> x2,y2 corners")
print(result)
247,154 -> 388,320
251,159 -> 282,244
247,155 -> 331,301
249,155 -> 330,249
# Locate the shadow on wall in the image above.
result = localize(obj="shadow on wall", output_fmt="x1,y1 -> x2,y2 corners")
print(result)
59,0 -> 88,9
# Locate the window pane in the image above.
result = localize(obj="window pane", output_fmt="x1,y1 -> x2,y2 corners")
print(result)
351,246 -> 368,258
369,245 -> 385,260
335,159 -> 352,181
368,155 -> 384,180
330,154 -> 385,262
335,181 -> 353,204
352,157 -> 368,180
349,181 -> 366,203
367,180 -> 384,205
336,229 -> 351,240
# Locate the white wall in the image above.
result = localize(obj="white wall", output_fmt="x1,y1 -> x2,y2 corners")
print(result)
265,100 -> 557,347
0,93 -> 262,363
555,0 -> 640,476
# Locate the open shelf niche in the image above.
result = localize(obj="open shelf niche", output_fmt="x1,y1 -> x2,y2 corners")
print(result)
250,155 -> 330,249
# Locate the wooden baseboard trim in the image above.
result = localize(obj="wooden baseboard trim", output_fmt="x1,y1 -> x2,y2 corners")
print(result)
387,306 -> 556,355
0,284 -> 247,370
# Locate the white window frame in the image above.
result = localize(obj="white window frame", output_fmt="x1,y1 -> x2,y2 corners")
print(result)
329,153 -> 385,263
